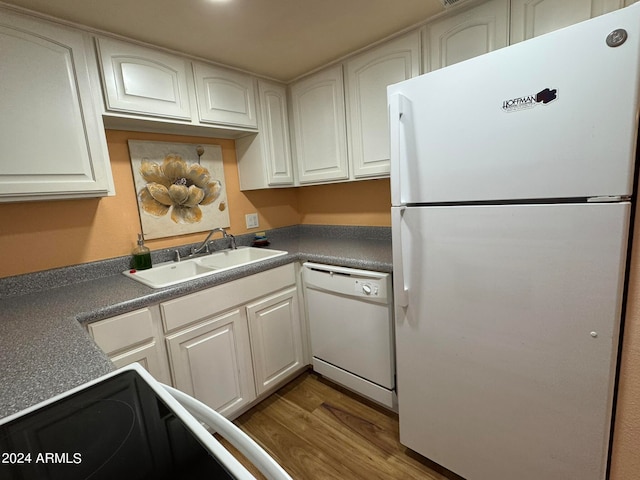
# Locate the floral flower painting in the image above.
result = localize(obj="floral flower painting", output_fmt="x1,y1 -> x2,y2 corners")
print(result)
128,140 -> 230,239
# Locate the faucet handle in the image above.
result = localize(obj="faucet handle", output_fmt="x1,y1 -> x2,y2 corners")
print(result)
227,233 -> 237,250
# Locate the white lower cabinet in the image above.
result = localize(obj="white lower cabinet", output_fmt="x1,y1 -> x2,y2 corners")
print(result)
161,264 -> 306,418
89,265 -> 307,419
247,286 -> 304,396
87,306 -> 171,385
165,308 -> 256,418
110,343 -> 167,376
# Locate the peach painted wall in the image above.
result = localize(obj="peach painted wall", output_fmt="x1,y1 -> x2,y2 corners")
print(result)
297,179 -> 391,226
610,204 -> 640,479
0,130 -> 390,278
0,130 -> 300,278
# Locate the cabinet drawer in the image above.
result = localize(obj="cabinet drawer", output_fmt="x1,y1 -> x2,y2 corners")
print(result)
88,308 -> 155,355
161,264 -> 296,333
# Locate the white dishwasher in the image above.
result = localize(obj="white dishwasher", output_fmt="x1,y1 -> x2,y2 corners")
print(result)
303,262 -> 396,410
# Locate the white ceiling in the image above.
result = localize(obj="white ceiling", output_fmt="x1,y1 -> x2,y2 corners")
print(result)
2,0 -> 449,81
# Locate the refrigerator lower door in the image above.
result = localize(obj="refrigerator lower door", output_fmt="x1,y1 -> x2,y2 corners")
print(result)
392,203 -> 629,480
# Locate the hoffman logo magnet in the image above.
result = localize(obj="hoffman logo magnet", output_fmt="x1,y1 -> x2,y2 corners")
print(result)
502,88 -> 558,113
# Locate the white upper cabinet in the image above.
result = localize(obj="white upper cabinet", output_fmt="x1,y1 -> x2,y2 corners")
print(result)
290,65 -> 349,184
0,8 -> 114,202
95,36 -> 258,137
96,37 -> 192,120
258,80 -> 294,184
423,0 -> 509,72
346,31 -> 420,179
193,62 -> 258,128
236,79 -> 294,190
510,0 -> 630,43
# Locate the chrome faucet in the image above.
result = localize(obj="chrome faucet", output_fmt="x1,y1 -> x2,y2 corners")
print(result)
191,227 -> 236,255
227,232 -> 237,250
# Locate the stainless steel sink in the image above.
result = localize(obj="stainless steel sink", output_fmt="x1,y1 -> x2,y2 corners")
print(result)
123,246 -> 287,288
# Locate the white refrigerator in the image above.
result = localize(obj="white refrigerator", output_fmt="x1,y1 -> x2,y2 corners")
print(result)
388,4 -> 640,480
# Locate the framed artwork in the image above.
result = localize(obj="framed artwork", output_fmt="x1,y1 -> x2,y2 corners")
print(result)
128,140 -> 230,240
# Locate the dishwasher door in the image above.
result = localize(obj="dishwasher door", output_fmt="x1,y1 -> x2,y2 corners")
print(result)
303,263 -> 395,408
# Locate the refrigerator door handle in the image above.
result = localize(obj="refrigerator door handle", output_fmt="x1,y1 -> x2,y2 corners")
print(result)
389,92 -> 410,207
392,206 -> 409,308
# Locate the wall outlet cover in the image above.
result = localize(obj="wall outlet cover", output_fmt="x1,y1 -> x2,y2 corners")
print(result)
245,213 -> 259,229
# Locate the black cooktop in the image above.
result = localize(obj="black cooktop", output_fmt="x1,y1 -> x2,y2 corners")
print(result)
0,369 -> 237,479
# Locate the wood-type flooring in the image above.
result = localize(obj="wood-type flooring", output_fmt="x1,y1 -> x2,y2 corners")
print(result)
217,371 -> 458,480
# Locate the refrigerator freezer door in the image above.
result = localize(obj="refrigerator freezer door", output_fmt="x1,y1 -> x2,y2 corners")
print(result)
388,4 -> 639,205
393,203 -> 629,480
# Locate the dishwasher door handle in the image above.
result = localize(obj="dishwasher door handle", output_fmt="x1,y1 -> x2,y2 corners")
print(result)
303,262 -> 389,280
303,263 -> 391,303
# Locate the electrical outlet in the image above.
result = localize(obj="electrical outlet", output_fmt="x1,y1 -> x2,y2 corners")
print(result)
245,213 -> 259,229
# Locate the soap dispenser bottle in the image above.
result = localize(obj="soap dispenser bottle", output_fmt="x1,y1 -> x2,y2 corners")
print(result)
132,233 -> 152,270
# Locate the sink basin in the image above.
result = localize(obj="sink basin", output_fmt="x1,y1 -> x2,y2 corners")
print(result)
124,260 -> 217,288
198,247 -> 287,269
123,246 -> 287,289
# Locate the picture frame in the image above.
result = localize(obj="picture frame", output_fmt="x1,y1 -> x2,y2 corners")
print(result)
128,140 -> 230,240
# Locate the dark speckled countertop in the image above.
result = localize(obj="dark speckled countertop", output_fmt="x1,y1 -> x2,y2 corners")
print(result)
0,225 -> 392,419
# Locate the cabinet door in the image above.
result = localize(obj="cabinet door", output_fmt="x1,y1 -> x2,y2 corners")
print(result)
193,62 -> 258,128
423,0 -> 509,72
96,37 -> 192,120
510,0 -> 627,43
0,10 -> 113,201
165,309 -> 256,418
290,65 -> 349,184
246,287 -> 304,396
110,343 -> 169,383
236,80 -> 294,190
88,307 -> 171,384
346,31 -> 420,178
258,79 -> 294,185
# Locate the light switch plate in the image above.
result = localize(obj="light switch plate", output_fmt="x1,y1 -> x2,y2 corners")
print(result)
245,213 -> 259,229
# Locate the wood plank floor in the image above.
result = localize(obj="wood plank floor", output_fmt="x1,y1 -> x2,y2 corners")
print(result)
217,371 -> 459,480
